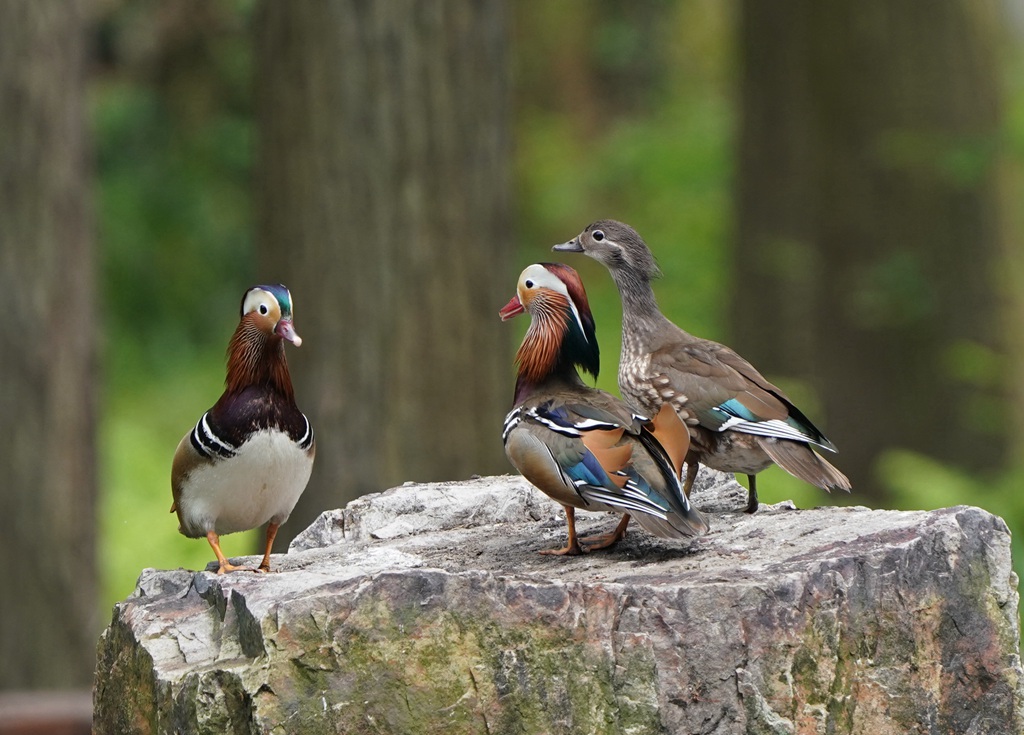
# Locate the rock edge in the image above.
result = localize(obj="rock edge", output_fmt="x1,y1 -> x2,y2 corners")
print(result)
94,472 -> 1024,734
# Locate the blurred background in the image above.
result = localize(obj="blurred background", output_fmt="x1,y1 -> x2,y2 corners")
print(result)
2,0 -> 1023,703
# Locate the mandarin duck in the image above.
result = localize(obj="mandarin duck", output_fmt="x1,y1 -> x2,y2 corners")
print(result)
500,262 -> 709,555
555,221 -> 850,513
170,284 -> 315,574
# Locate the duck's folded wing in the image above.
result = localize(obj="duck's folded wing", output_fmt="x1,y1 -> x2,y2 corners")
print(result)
653,342 -> 836,451
504,411 -> 628,508
506,402 -> 707,533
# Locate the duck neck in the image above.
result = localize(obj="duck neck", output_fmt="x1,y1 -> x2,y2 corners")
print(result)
612,268 -> 675,355
512,366 -> 586,407
613,267 -> 662,322
512,312 -> 592,406
224,322 -> 296,402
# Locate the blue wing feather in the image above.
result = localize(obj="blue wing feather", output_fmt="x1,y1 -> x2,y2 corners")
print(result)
698,397 -> 836,451
720,398 -> 757,422
564,451 -> 615,491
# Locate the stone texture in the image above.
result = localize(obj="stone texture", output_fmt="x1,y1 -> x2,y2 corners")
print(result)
94,472 -> 1024,734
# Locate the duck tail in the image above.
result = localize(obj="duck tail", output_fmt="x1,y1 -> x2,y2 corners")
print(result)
757,438 -> 852,493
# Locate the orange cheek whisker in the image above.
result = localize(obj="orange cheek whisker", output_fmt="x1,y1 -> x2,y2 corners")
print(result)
516,319 -> 564,383
513,291 -> 578,384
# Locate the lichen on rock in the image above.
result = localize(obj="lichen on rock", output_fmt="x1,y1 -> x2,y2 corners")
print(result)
94,473 -> 1024,734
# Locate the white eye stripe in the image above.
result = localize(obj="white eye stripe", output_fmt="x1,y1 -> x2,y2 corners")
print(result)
243,289 -> 270,315
242,288 -> 287,318
517,265 -> 589,343
518,264 -> 564,294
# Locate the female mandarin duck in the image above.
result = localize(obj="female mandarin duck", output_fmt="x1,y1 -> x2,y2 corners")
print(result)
500,262 -> 709,555
555,221 -> 850,513
170,284 -> 315,574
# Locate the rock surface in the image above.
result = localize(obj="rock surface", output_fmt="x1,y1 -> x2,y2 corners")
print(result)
94,472 -> 1024,734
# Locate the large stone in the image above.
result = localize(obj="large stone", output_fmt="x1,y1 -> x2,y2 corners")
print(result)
94,472 -> 1023,734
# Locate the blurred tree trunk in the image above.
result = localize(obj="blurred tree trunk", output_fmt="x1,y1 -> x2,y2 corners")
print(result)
254,0 -> 513,541
0,1 -> 97,688
734,0 -> 1007,501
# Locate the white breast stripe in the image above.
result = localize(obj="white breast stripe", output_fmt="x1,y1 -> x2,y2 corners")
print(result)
296,414 -> 314,449
190,412 -> 236,459
201,413 -> 236,454
190,424 -> 210,458
502,407 -> 523,442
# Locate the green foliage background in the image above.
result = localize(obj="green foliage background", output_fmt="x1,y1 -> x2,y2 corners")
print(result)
94,2 -> 1024,614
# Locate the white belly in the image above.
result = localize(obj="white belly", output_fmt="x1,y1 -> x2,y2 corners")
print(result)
178,430 -> 313,537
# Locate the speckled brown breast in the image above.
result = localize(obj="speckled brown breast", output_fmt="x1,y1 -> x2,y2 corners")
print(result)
619,350 -> 691,422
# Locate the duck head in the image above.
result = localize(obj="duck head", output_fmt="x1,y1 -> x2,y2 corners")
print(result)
554,220 -> 661,281
240,284 -> 302,346
500,263 -> 599,391
226,284 -> 302,397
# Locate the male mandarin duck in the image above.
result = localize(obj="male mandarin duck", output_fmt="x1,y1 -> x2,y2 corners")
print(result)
170,284 -> 315,574
500,262 -> 709,555
554,221 -> 850,513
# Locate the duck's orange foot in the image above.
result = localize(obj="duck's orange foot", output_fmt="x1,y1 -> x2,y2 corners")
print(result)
206,531 -> 256,575
579,514 -> 630,551
579,532 -> 623,551
254,523 -> 279,574
215,561 -> 252,575
539,541 -> 586,556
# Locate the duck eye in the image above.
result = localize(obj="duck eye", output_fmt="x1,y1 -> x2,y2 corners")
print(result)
592,230 -> 605,242
259,304 -> 269,315
524,279 -> 535,289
